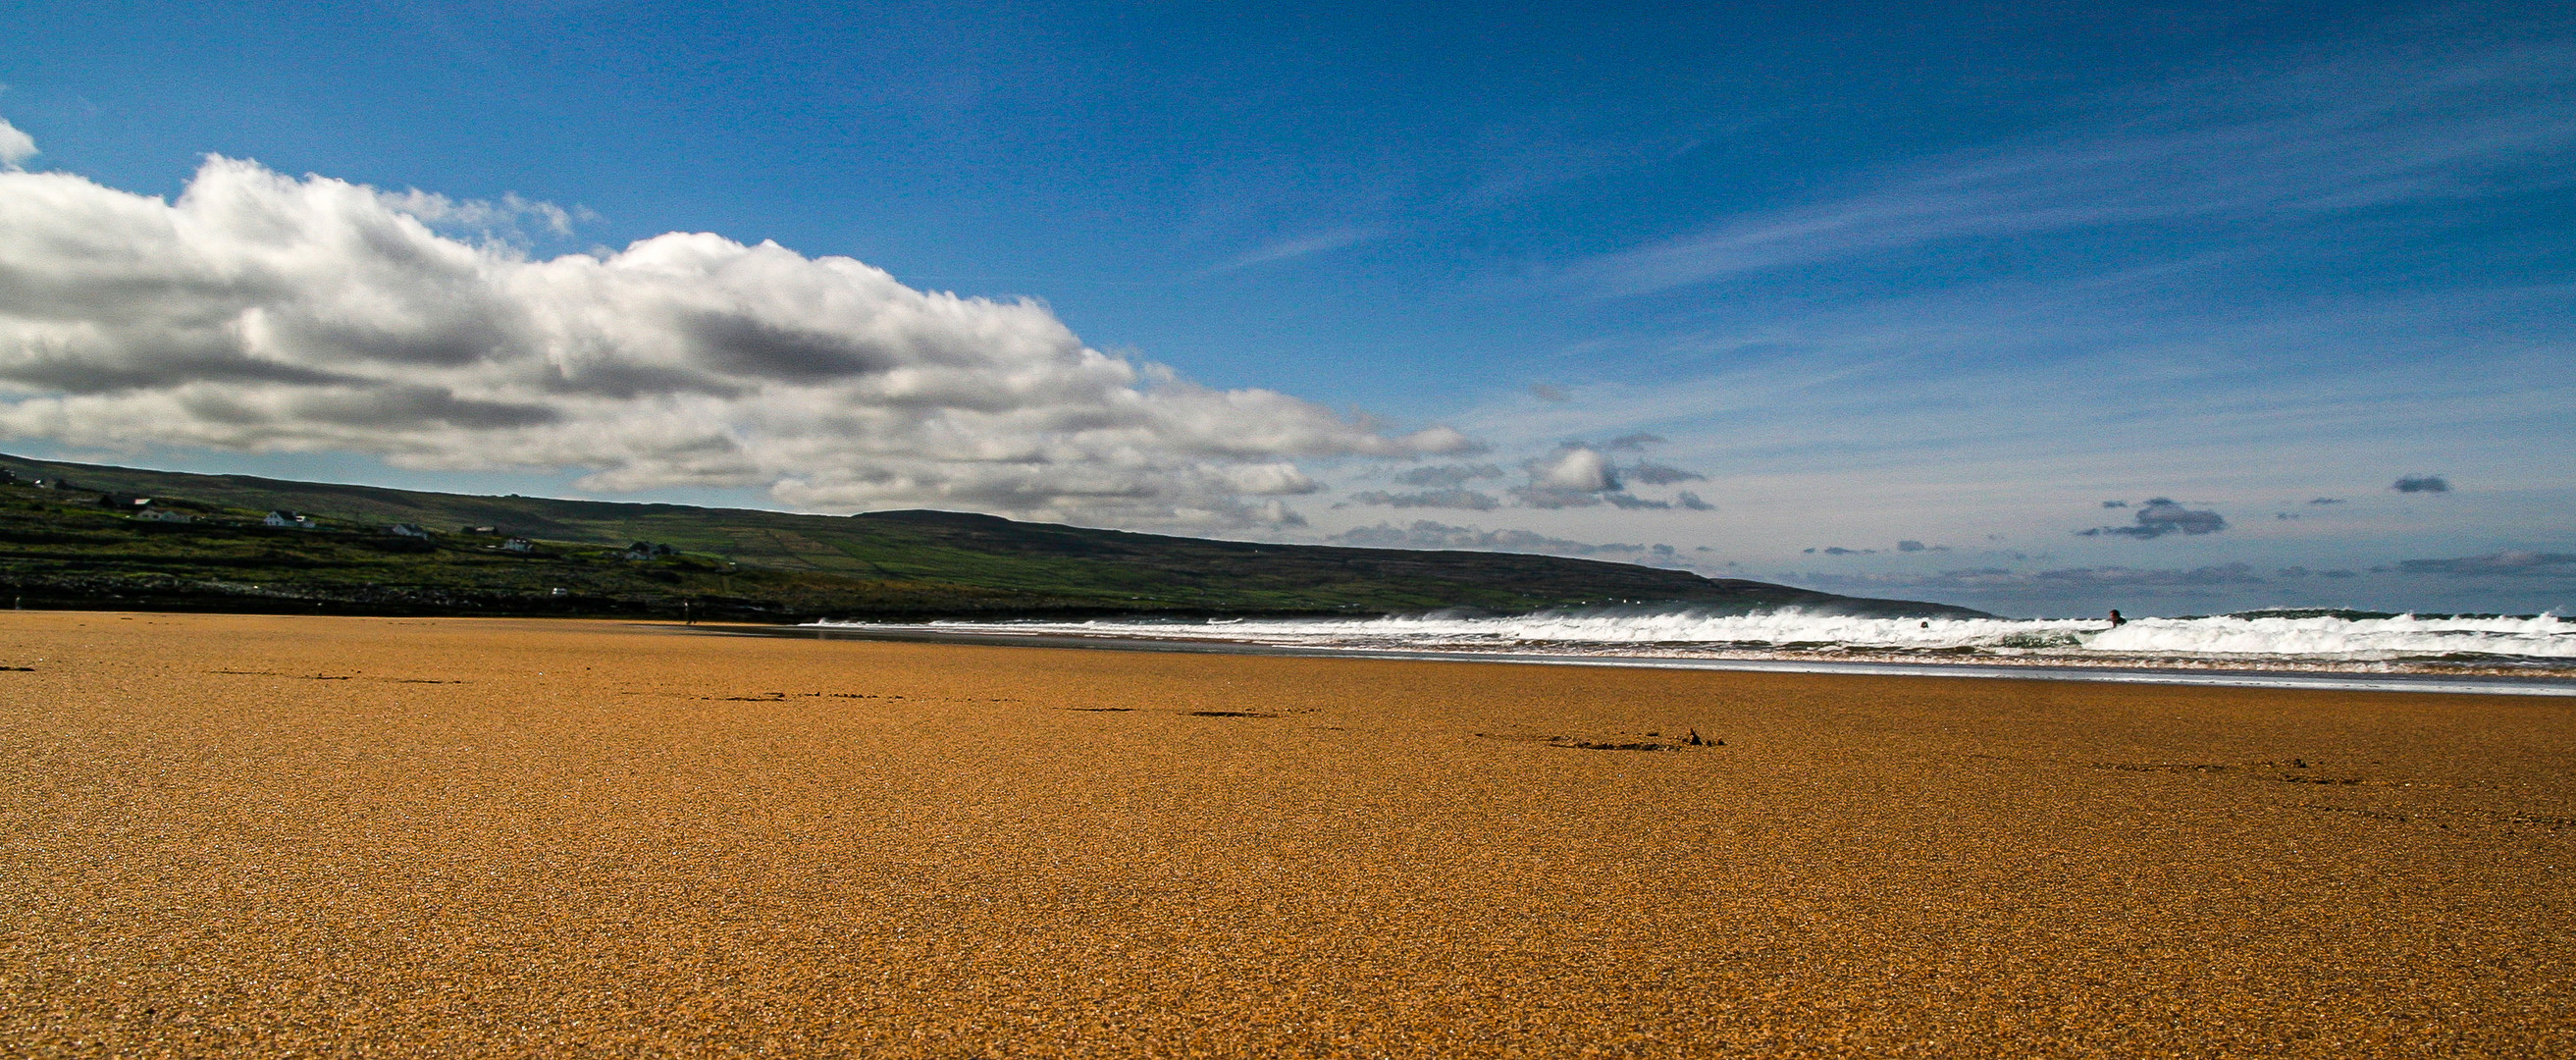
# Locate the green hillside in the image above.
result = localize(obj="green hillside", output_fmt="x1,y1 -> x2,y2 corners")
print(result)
0,452 -> 1986,621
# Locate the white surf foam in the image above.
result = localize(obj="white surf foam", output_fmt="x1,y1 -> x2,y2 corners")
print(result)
808,610 -> 2576,665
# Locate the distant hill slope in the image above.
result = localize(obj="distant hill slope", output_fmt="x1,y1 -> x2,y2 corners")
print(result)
0,453 -> 1987,620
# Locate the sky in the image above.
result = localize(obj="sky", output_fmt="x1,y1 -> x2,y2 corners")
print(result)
1,1 -> 2570,617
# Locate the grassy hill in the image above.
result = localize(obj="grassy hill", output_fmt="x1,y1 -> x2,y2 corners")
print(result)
0,452 -> 1986,621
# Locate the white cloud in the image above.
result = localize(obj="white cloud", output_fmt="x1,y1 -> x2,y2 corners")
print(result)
0,155 -> 1472,527
0,118 -> 32,169
1532,447 -> 1615,491
1506,446 -> 1620,508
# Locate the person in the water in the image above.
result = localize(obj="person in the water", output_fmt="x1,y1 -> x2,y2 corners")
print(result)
2108,609 -> 2127,627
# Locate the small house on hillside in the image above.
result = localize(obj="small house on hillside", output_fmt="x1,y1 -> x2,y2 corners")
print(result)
264,510 -> 318,529
501,537 -> 536,553
622,542 -> 677,560
134,506 -> 195,524
388,523 -> 432,539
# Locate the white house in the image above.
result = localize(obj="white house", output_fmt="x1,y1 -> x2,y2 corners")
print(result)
134,506 -> 194,524
263,510 -> 318,529
388,523 -> 432,539
501,537 -> 536,553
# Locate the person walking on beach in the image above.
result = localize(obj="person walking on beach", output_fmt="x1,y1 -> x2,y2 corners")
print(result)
2108,609 -> 2127,627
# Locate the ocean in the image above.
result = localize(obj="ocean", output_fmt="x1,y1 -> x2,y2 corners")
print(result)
798,610 -> 2576,696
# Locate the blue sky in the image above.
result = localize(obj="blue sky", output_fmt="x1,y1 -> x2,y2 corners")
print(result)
1,1 -> 2570,616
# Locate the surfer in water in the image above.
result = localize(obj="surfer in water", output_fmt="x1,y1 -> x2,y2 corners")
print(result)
2108,609 -> 2127,627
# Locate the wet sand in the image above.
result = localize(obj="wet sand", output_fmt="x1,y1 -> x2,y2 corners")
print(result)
4,611 -> 2571,1056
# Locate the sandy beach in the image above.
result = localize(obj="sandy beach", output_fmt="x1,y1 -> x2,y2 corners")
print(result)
4,611 -> 2572,1056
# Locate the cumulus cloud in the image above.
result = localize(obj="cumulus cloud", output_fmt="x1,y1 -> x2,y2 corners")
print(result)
2392,475 -> 2451,494
1474,442 -> 1713,511
1531,447 -> 1616,491
2079,498 -> 2227,539
0,155 -> 1475,527
1328,519 -> 1690,567
2395,552 -> 2576,577
0,118 -> 33,169
1675,490 -> 1712,511
1510,446 -> 1617,507
1345,488 -> 1500,510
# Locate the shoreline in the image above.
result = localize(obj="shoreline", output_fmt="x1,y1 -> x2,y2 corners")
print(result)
689,622 -> 2576,698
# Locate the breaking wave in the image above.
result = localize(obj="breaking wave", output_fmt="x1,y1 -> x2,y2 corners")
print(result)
808,610 -> 2576,671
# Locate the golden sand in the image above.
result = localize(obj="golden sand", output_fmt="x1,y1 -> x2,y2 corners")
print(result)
3,611 -> 2571,1056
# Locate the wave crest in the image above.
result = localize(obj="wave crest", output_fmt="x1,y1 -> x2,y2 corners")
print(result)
810,609 -> 2576,666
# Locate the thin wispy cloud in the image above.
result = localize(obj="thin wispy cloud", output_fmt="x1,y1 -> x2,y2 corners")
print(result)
1330,519 -> 1695,569
1444,272 -> 2576,504
1578,41 -> 2576,295
1394,463 -> 1503,488
1452,108 -> 1707,210
2397,551 -> 2576,577
1621,461 -> 1703,485
1210,227 -> 1381,273
1344,489 -> 1500,511
1406,256 -> 2574,611
1808,563 -> 2267,591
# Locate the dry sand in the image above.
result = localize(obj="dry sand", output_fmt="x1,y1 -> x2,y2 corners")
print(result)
3,611 -> 2572,1057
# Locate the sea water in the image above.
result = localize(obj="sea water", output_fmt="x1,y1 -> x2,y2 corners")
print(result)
806,609 -> 2576,673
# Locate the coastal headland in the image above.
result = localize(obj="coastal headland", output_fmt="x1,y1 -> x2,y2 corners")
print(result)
5,612 -> 2571,1056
